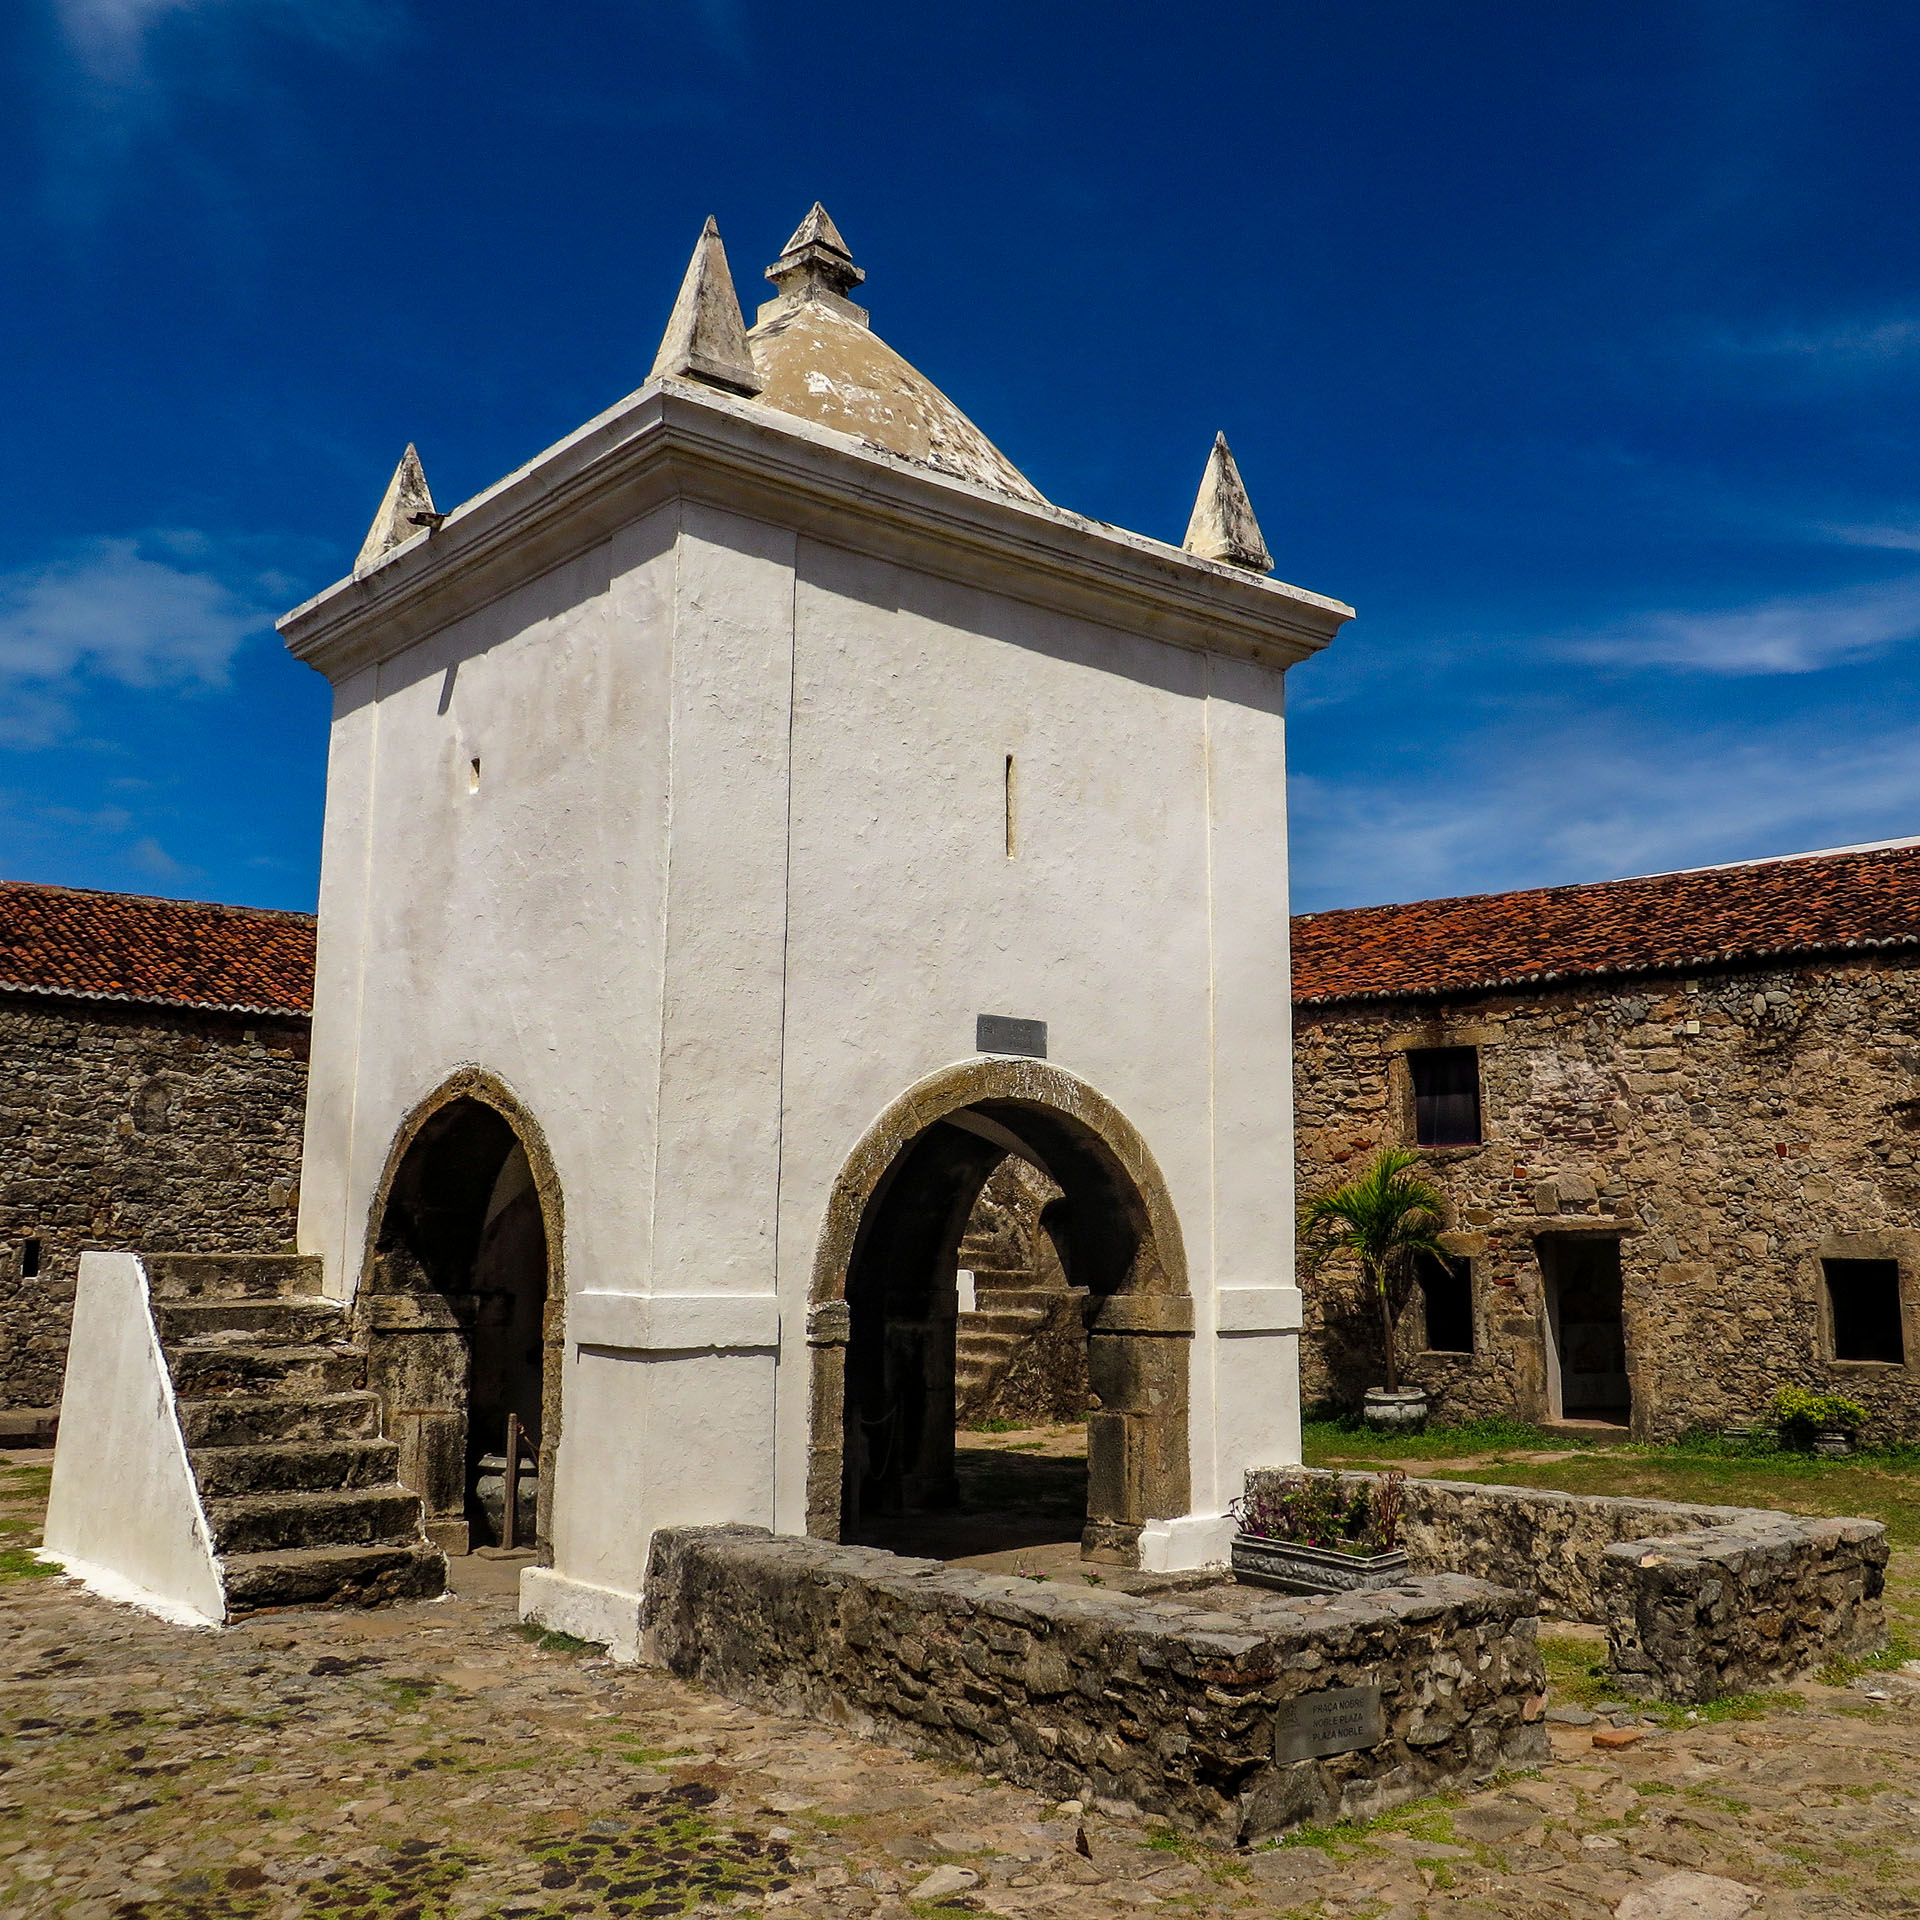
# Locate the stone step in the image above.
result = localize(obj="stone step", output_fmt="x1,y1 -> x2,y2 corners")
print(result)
153,1300 -> 348,1346
203,1486 -> 426,1556
188,1439 -> 401,1499
970,1284 -> 1072,1309
220,1541 -> 448,1615
956,1336 -> 1021,1367
960,1307 -> 1047,1337
177,1391 -> 383,1448
144,1255 -> 325,1303
167,1342 -> 366,1401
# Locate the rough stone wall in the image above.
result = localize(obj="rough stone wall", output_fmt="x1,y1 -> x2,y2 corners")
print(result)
644,1524 -> 1547,1843
0,993 -> 308,1410
1249,1471 -> 1888,1704
1294,955 -> 1920,1439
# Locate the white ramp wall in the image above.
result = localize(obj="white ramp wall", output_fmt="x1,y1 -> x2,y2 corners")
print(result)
42,1253 -> 224,1627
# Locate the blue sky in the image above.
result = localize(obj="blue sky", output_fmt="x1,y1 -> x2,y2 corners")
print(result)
7,3 -> 1920,913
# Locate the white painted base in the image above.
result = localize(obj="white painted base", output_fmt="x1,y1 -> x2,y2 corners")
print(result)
43,1253 -> 226,1627
1136,1510 -> 1235,1573
34,1550 -> 222,1631
519,1565 -> 645,1663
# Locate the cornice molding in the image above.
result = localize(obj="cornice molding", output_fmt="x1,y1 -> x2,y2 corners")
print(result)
279,380 -> 1353,683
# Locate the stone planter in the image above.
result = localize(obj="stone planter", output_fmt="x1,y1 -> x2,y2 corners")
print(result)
1363,1387 -> 1430,1434
1231,1531 -> 1411,1595
1812,1428 -> 1856,1458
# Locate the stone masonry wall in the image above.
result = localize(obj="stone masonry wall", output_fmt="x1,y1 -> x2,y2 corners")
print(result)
1248,1470 -> 1888,1704
0,992 -> 308,1410
644,1525 -> 1548,1844
1295,954 -> 1920,1439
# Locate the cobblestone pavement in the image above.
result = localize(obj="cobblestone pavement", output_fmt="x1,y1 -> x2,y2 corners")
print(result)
3,1454 -> 1919,1920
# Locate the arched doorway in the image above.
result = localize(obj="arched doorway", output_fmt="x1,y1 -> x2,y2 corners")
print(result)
360,1074 -> 564,1557
807,1061 -> 1191,1566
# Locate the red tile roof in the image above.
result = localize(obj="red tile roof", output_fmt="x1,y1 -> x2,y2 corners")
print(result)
1292,841 -> 1920,1006
0,881 -> 314,1017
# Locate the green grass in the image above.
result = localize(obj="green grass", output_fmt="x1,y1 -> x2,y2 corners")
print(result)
1306,1418 -> 1920,1546
1301,1415 -> 1600,1464
965,1417 -> 1029,1434
1817,1630 -> 1919,1686
513,1624 -> 607,1657
0,1546 -> 56,1581
1269,1793 -> 1467,1860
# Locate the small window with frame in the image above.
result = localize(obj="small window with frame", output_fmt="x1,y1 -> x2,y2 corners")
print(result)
1824,1258 -> 1905,1364
1416,1250 -> 1475,1354
1409,1046 -> 1481,1147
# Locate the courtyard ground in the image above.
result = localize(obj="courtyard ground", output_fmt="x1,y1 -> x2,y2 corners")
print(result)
3,1436 -> 1919,1920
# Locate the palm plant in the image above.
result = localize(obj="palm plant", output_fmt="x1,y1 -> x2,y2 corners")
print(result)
1299,1148 -> 1450,1394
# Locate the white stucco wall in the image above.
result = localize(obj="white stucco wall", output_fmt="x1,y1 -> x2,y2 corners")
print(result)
286,382 -> 1344,1635
42,1253 -> 225,1627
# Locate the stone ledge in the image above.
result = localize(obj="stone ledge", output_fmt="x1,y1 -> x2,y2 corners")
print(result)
642,1525 -> 1547,1843
1253,1471 -> 1888,1704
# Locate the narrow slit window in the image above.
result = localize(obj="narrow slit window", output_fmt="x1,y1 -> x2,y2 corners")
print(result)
1416,1251 -> 1474,1353
1409,1046 -> 1481,1147
1004,753 -> 1016,859
468,757 -> 482,794
20,1239 -> 40,1279
1825,1258 -> 1905,1363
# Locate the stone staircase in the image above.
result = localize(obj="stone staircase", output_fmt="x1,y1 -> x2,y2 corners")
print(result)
146,1255 -> 447,1616
955,1290 -> 1054,1410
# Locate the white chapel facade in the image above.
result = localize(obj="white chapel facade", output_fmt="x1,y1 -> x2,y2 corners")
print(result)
50,207 -> 1351,1650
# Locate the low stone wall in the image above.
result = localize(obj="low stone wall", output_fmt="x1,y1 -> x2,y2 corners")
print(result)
1249,1471 -> 1888,1703
644,1526 -> 1547,1844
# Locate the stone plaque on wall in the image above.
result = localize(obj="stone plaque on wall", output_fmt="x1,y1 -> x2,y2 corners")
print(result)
1272,1684 -> 1384,1763
976,1014 -> 1047,1058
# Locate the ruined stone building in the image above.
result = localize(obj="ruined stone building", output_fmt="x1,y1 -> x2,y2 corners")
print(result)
1290,840 -> 1920,1441
0,883 -> 312,1414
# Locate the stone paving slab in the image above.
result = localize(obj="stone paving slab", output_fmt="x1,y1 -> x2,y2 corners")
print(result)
2,1472 -> 1918,1917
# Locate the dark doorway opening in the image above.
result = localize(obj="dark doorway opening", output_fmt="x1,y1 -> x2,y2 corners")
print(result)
839,1098 -> 1186,1566
368,1097 -> 552,1553
1825,1258 -> 1905,1364
1416,1251 -> 1475,1354
1542,1235 -> 1630,1424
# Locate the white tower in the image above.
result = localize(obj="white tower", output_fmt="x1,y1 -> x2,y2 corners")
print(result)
280,209 -> 1351,1655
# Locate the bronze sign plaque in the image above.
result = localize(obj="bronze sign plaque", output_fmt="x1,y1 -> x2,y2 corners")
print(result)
1272,1685 -> 1384,1764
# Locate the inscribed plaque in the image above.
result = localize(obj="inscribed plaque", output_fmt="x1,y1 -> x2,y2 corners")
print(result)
976,1014 -> 1048,1059
1272,1685 -> 1384,1764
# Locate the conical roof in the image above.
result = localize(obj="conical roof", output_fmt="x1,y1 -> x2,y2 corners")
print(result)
744,206 -> 1044,505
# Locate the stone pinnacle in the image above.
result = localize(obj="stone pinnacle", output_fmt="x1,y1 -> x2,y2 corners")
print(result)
355,444 -> 436,572
650,216 -> 763,397
760,202 -> 868,325
1182,432 -> 1273,574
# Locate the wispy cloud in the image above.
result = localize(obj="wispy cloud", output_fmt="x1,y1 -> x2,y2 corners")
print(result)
1291,716 -> 1920,913
51,0 -> 400,81
54,0 -> 206,79
1709,314 -> 1920,375
1557,574 -> 1920,676
0,534 -> 283,746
